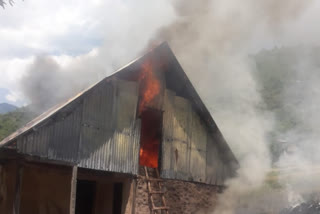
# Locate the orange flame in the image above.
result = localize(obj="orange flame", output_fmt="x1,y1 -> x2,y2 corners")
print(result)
139,110 -> 161,168
139,139 -> 159,168
138,61 -> 160,113
138,61 -> 161,168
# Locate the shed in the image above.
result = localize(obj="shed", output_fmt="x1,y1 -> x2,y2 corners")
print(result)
0,42 -> 238,214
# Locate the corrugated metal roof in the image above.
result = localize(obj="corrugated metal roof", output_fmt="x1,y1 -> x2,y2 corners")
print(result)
78,79 -> 140,174
17,102 -> 83,163
0,49 -> 147,148
0,42 -> 238,176
14,79 -> 141,175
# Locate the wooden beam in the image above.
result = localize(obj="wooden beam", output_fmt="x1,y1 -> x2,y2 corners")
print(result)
13,163 -> 23,214
69,166 -> 78,214
131,179 -> 137,214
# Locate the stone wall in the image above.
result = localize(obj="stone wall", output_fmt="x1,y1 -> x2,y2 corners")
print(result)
135,177 -> 219,214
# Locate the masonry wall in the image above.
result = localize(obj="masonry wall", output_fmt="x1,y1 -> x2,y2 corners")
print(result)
135,177 -> 219,214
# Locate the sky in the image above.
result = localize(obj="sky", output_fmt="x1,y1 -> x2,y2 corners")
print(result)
1,0 -> 320,106
2,1 -> 320,212
0,0 -> 102,105
0,0 -> 177,106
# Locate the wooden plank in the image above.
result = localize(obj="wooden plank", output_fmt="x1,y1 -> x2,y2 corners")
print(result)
69,166 -> 78,214
152,207 -> 169,210
13,163 -> 23,214
137,175 -> 163,182
131,179 -> 137,214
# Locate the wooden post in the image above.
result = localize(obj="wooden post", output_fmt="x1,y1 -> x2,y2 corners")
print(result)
131,179 -> 137,214
13,163 -> 23,214
69,166 -> 78,214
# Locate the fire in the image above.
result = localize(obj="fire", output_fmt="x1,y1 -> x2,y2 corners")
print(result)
138,61 -> 162,168
139,110 -> 161,168
138,61 -> 160,113
139,138 -> 159,168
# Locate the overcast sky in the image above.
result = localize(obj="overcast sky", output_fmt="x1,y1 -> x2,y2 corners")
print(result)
1,0 -> 320,106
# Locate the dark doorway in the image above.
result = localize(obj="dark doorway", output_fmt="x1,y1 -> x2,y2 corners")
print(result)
139,109 -> 163,168
75,180 -> 96,214
113,183 -> 123,214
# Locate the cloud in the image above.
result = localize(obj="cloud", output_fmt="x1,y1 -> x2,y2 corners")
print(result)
0,0 -> 320,212
5,92 -> 18,103
0,0 -> 103,58
0,0 -> 174,112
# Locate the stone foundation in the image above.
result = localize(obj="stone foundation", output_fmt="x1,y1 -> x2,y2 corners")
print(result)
135,177 -> 219,214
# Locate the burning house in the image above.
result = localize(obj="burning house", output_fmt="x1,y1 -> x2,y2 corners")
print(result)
0,43 -> 238,214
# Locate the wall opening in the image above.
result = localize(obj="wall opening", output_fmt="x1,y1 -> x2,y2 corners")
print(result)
113,183 -> 123,214
139,109 -> 163,168
75,180 -> 96,214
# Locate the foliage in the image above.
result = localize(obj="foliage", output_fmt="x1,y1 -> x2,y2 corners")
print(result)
264,170 -> 284,190
252,46 -> 320,164
0,107 -> 35,141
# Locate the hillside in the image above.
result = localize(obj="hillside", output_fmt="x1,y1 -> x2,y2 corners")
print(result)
253,46 -> 320,164
0,103 -> 17,114
0,107 -> 36,141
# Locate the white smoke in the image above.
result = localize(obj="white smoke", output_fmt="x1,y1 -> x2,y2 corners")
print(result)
8,0 -> 320,213
19,0 -> 176,112
150,1 -> 314,213
273,47 -> 320,207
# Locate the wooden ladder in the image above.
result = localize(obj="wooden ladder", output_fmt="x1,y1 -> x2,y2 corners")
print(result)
143,166 -> 170,214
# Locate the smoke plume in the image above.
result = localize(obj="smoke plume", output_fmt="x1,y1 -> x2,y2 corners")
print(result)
148,0 -> 313,213
18,0 -> 318,213
20,0 -> 176,113
274,47 -> 320,205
